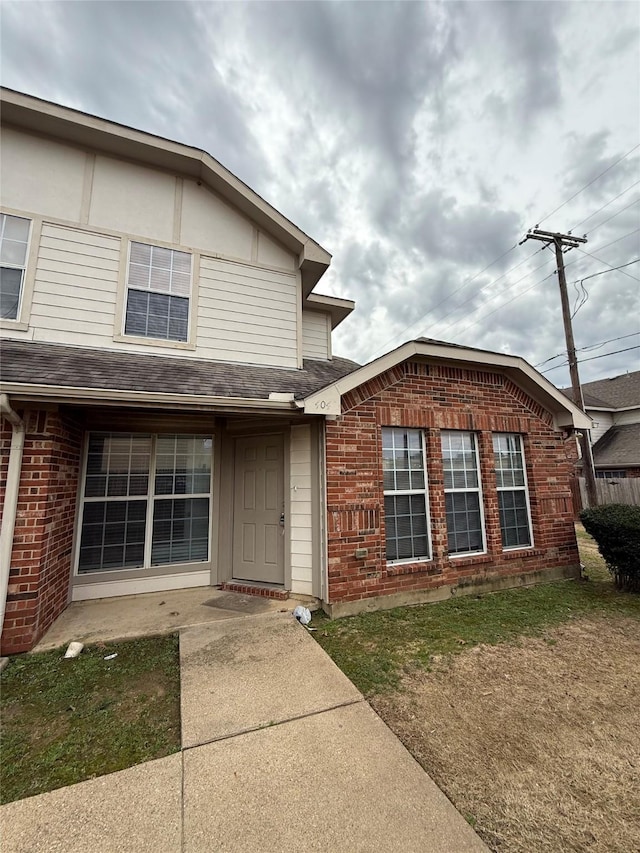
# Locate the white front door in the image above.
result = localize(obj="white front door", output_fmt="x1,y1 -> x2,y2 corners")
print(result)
232,434 -> 285,584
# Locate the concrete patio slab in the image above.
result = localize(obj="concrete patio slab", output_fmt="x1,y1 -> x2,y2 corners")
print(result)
34,587 -> 310,651
183,701 -> 489,853
0,753 -> 182,853
180,612 -> 362,747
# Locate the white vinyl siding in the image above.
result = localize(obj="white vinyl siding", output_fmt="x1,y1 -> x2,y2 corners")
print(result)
302,310 -> 330,360
289,424 -> 314,595
198,256 -> 298,368
30,223 -> 120,343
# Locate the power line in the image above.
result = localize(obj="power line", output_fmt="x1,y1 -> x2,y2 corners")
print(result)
570,179 -> 640,231
366,242 -> 522,359
585,196 -> 640,236
541,345 -> 640,373
535,332 -> 640,368
447,231 -> 640,337
573,237 -> 640,281
537,143 -> 640,226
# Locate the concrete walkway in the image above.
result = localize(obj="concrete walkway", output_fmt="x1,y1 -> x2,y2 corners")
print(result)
2,612 -> 488,852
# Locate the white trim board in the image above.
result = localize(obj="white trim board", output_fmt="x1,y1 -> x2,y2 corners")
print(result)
71,570 -> 210,601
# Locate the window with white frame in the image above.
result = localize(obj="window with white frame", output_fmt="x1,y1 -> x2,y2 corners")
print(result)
124,242 -> 192,342
1,213 -> 31,320
493,433 -> 532,549
382,427 -> 431,562
441,431 -> 485,556
78,433 -> 211,574
595,469 -> 626,480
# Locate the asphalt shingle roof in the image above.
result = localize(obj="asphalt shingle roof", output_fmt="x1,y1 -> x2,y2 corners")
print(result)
592,423 -> 640,467
561,370 -> 640,410
0,339 -> 360,401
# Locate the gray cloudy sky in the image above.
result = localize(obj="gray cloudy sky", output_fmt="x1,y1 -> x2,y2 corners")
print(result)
2,0 -> 639,385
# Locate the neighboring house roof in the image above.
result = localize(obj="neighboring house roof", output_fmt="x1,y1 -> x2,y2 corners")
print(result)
302,338 -> 592,429
0,339 -> 359,412
561,370 -> 640,410
591,423 -> 640,467
0,87 -> 333,298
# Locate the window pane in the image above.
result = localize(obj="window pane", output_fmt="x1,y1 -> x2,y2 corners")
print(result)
151,497 -> 209,565
1,214 -> 29,265
84,433 -> 151,497
154,435 -> 212,495
78,500 -> 147,572
498,491 -> 531,548
128,242 -> 192,301
445,492 -> 483,555
0,267 -> 22,319
383,428 -> 429,561
384,493 -> 428,561
125,290 -> 188,342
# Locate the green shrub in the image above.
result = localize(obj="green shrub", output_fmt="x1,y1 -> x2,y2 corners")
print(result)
580,504 -> 640,592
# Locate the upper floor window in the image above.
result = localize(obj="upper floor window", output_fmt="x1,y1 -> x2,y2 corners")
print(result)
382,427 -> 431,562
493,434 -> 532,549
441,431 -> 486,556
124,242 -> 192,342
0,213 -> 30,320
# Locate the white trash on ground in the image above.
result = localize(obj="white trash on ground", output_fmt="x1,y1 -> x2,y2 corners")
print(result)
63,641 -> 84,659
292,606 -> 312,626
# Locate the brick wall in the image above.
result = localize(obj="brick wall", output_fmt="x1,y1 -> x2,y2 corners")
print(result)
1,408 -> 82,654
325,361 -> 580,607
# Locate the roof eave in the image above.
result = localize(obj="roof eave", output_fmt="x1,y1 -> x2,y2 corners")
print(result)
302,340 -> 593,429
0,382 -> 300,414
305,293 -> 355,329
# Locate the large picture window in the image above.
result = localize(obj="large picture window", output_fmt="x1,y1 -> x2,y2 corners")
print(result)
124,242 -> 191,342
1,213 -> 31,320
78,433 -> 211,574
493,434 -> 532,549
441,431 -> 485,556
382,427 -> 431,562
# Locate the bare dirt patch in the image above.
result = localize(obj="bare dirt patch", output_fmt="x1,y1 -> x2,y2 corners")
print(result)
372,616 -> 640,853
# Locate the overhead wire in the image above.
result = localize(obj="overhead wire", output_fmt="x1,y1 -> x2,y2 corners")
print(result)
366,145 -> 640,359
541,345 -> 640,373
569,179 -> 640,231
535,332 -> 640,368
536,143 -> 640,226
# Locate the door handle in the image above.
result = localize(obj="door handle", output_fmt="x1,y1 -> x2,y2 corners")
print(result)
279,512 -> 285,527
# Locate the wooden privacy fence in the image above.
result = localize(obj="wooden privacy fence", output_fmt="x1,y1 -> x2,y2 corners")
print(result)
572,477 -> 640,515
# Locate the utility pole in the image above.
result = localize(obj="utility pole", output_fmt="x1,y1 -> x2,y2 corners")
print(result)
521,228 -> 598,508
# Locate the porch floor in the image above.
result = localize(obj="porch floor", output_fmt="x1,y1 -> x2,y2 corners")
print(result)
34,587 -> 318,652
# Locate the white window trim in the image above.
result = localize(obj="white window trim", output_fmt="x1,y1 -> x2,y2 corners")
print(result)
493,433 -> 534,551
442,431 -> 487,558
0,212 -> 34,329
383,427 -> 432,565
115,239 -> 197,349
74,432 -> 213,578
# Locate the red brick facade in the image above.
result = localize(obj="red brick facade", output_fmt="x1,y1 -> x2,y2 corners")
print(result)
1,408 -> 82,654
325,361 -> 580,609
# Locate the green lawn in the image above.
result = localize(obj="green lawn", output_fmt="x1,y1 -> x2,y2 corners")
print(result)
314,527 -> 640,696
1,634 -> 181,804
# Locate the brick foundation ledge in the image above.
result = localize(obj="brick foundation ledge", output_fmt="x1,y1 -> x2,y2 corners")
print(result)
220,581 -> 290,601
322,563 -> 581,619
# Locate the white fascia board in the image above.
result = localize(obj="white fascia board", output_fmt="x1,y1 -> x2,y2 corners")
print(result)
0,382 -> 298,413
305,293 -> 355,329
303,340 -> 593,428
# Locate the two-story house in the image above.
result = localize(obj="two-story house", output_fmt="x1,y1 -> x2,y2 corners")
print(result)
562,371 -> 640,480
1,89 -> 590,653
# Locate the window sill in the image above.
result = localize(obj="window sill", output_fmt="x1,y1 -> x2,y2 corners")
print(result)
386,560 -> 442,578
0,319 -> 29,332
113,333 -> 197,352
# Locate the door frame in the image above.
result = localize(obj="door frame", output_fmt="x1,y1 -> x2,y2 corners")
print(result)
215,426 -> 291,589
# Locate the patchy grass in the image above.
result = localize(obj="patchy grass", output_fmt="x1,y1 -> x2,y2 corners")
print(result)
314,530 -> 640,696
1,634 -> 181,804
314,526 -> 640,853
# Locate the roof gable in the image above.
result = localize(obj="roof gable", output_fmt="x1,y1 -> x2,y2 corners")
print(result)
0,87 -> 330,296
302,339 -> 592,429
